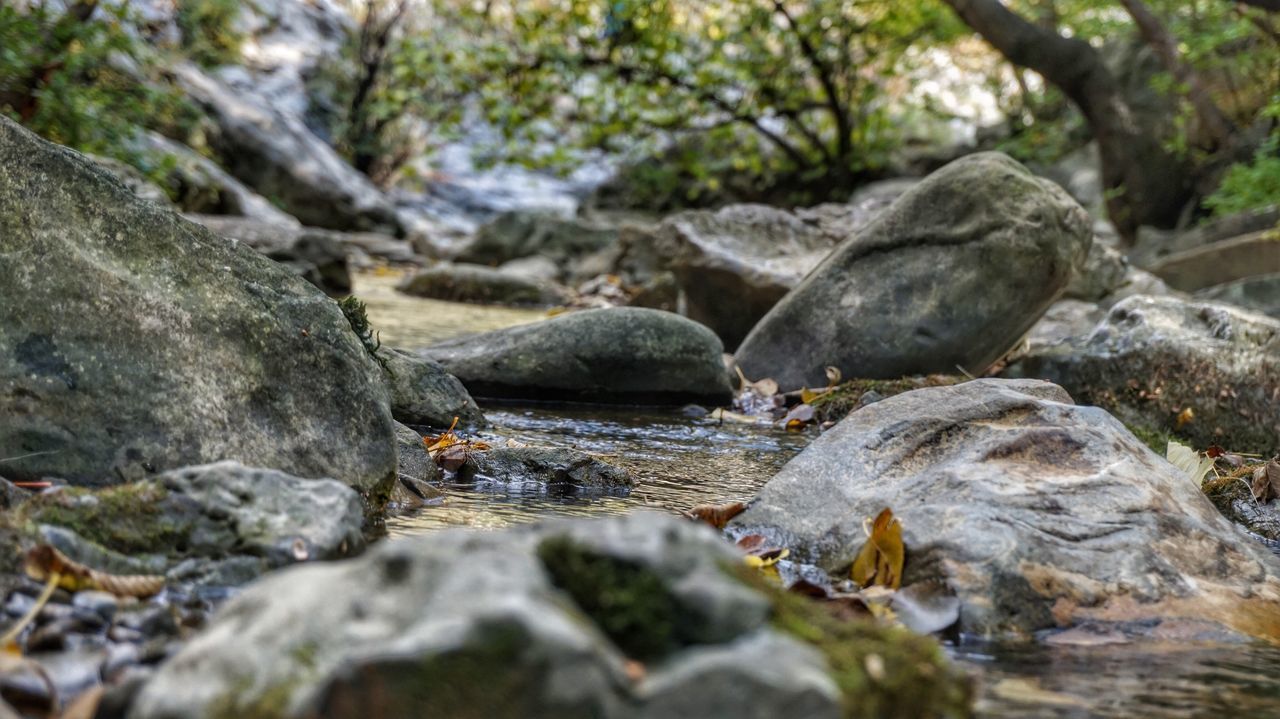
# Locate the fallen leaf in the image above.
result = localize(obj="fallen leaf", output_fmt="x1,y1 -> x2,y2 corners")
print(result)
782,404 -> 815,431
1175,407 -> 1195,430
891,581 -> 961,635
850,509 -> 905,590
1166,440 -> 1215,487
24,545 -> 164,598
1253,459 -> 1280,503
59,684 -> 104,719
685,501 -> 747,529
423,417 -> 490,470
735,534 -> 768,553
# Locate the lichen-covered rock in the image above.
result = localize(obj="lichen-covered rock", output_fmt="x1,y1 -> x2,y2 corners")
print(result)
729,379 -> 1280,641
128,513 -> 970,719
458,447 -> 633,493
658,204 -> 840,350
735,153 -> 1092,391
421,308 -> 734,404
397,263 -> 573,307
0,116 -> 396,493
378,348 -> 485,429
1004,295 -> 1280,453
19,461 -> 364,579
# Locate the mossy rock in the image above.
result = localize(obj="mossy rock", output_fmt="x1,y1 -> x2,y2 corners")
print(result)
810,376 -> 961,424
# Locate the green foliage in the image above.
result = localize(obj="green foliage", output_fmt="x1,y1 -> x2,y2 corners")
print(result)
0,2 -> 200,188
176,0 -> 245,68
1205,133 -> 1280,217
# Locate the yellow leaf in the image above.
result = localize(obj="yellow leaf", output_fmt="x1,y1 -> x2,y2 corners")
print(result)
851,508 -> 905,590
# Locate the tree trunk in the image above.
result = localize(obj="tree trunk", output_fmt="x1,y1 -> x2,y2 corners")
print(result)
941,0 -> 1192,240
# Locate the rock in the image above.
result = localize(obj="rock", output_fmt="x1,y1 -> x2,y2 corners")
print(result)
173,63 -> 399,233
728,378 -> 1280,640
19,461 -> 365,575
456,210 -> 619,277
87,155 -> 171,208
128,513 -> 969,719
458,447 -> 633,493
1020,300 -> 1105,351
139,132 -> 301,226
658,205 -> 841,349
378,348 -> 485,430
389,423 -> 443,512
1131,206 -> 1280,270
189,214 -> 351,296
0,116 -> 396,493
1198,274 -> 1280,319
1004,295 -> 1280,453
421,308 -> 734,404
190,214 -> 415,270
499,254 -> 562,283
1146,229 -> 1280,292
846,178 -> 920,216
735,153 -> 1093,391
396,263 -> 573,307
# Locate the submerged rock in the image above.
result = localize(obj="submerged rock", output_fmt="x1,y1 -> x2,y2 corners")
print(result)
458,447 -> 633,493
730,379 -> 1280,640
421,308 -> 734,404
658,204 -> 840,350
128,513 -> 969,719
0,117 -> 396,494
1005,295 -> 1280,453
735,152 -> 1092,391
18,461 -> 365,581
377,348 -> 485,430
397,263 -> 573,307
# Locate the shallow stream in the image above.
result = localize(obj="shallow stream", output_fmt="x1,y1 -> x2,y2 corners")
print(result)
360,270 -> 1280,718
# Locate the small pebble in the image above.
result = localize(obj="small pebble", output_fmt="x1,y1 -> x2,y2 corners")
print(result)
73,591 -> 119,624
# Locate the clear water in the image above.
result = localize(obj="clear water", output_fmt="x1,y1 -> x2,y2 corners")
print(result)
360,271 -> 1280,717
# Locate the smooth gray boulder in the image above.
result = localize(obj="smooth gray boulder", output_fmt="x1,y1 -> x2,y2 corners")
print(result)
456,210 -> 619,277
1004,295 -> 1280,453
127,512 -> 968,719
735,153 -> 1092,391
658,204 -> 840,349
190,213 -> 352,296
397,263 -> 573,307
173,63 -> 399,233
729,379 -> 1280,640
421,308 -> 734,404
19,461 -> 365,579
0,116 -> 396,494
377,348 -> 485,430
1199,273 -> 1280,318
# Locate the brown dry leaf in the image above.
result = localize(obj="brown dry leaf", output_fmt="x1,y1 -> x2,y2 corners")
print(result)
623,659 -> 647,683
782,404 -> 815,431
423,417 -> 491,469
735,534 -> 768,554
24,545 -> 164,599
1253,463 -> 1278,503
1175,407 -> 1195,430
685,501 -> 747,529
850,508 -> 905,590
59,685 -> 104,719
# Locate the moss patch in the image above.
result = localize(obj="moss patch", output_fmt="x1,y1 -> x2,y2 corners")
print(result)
810,376 -> 961,424
20,482 -> 191,556
536,536 -> 685,661
736,569 -> 972,719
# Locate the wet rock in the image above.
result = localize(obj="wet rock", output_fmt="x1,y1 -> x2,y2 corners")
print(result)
128,513 -> 968,719
189,214 -> 351,296
19,461 -> 365,577
377,348 -> 485,430
1198,274 -> 1280,318
389,423 -> 443,512
456,210 -> 619,277
457,447 -> 633,493
0,117 -> 396,492
735,153 -> 1092,391
499,254 -> 562,283
421,307 -> 734,404
1004,295 -> 1280,453
397,263 -> 573,307
172,63 -> 399,233
729,378 -> 1280,640
658,204 -> 840,349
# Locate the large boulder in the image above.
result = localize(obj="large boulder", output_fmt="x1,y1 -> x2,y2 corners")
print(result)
455,210 -> 619,277
377,348 -> 485,429
128,513 -> 970,719
0,116 -> 396,495
729,379 -> 1280,640
657,205 -> 840,350
173,63 -> 399,233
421,308 -> 733,404
734,153 -> 1092,391
1145,229 -> 1280,293
1004,295 -> 1280,453
397,263 -> 573,307
1199,274 -> 1280,319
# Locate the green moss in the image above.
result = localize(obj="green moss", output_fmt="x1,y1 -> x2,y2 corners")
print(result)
810,376 -> 961,424
21,482 -> 191,556
1124,422 -> 1175,455
736,569 -> 972,719
176,0 -> 245,68
337,295 -> 386,367
536,536 -> 685,661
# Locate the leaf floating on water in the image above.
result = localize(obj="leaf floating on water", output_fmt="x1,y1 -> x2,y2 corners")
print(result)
685,501 -> 747,529
851,508 -> 905,590
1166,440 -> 1215,488
24,545 -> 164,599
